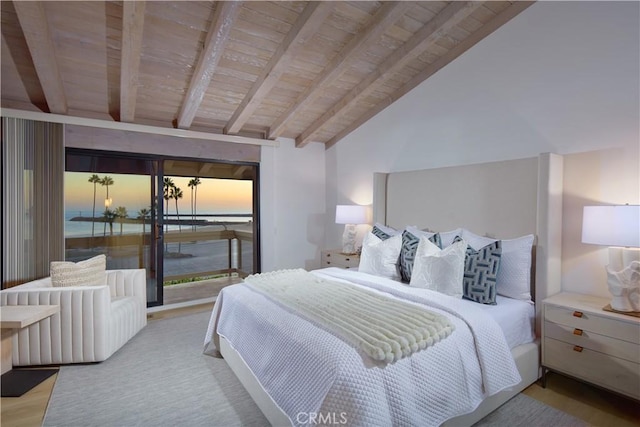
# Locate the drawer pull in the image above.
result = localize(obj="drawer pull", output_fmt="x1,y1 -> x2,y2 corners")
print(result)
572,311 -> 583,318
573,345 -> 583,353
345,258 -> 350,262
573,328 -> 583,336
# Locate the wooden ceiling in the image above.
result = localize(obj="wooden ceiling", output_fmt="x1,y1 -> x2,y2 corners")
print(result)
1,1 -> 533,148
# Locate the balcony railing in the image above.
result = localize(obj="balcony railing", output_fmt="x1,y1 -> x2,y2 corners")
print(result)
65,228 -> 253,282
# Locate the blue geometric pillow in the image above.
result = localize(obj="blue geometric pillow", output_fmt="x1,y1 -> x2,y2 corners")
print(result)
399,231 -> 442,283
454,236 -> 501,305
371,225 -> 392,241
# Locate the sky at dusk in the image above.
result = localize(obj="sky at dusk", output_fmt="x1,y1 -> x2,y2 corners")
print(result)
65,172 -> 253,218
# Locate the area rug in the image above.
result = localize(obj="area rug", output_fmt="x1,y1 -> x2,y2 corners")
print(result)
43,310 -> 268,427
44,310 -> 586,427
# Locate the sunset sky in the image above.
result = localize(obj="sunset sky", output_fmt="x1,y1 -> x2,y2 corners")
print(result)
65,172 -> 253,217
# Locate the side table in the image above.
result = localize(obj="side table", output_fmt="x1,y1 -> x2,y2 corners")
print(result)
1,305 -> 59,397
321,249 -> 360,269
542,292 -> 640,401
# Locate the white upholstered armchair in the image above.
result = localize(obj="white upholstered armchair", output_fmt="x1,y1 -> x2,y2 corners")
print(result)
0,269 -> 147,366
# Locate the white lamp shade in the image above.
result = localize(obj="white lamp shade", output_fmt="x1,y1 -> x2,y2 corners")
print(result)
582,205 -> 640,247
335,205 -> 368,225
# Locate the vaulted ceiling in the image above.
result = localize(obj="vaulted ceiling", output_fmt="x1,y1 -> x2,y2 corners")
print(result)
1,1 -> 533,148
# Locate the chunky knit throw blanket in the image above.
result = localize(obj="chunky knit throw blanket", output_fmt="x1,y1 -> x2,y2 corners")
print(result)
244,269 -> 454,363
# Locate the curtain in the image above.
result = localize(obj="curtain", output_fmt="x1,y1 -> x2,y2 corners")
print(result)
2,117 -> 64,288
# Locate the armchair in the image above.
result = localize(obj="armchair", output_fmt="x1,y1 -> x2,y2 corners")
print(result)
0,269 -> 147,366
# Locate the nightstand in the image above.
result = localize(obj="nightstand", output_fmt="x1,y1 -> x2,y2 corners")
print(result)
321,249 -> 360,269
542,292 -> 640,401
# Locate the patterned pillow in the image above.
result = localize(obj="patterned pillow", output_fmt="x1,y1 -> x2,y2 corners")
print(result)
371,223 -> 397,241
461,229 -> 534,301
399,230 -> 442,283
453,236 -> 501,304
50,254 -> 107,287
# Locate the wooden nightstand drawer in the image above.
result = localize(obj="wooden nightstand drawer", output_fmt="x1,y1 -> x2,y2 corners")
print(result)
321,250 -> 360,269
544,321 -> 640,364
542,292 -> 640,401
545,304 -> 640,345
544,337 -> 640,400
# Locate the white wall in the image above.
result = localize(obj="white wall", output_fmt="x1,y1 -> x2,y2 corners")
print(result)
562,147 -> 640,297
325,2 -> 639,296
261,138 -> 326,272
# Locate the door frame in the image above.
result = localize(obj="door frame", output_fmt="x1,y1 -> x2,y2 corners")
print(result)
64,148 -> 260,307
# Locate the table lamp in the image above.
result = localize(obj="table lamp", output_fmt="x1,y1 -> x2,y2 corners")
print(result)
335,205 -> 368,254
582,205 -> 640,313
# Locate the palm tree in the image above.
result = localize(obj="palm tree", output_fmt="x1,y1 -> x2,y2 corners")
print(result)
101,175 -> 114,200
103,208 -> 117,236
172,185 -> 184,252
101,176 -> 114,235
115,206 -> 128,235
137,208 -> 150,235
193,177 -> 201,230
188,179 -> 195,230
187,177 -> 200,231
162,177 -> 174,253
88,174 -> 101,237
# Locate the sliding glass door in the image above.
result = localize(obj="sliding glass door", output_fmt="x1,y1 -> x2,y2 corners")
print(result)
160,159 -> 258,305
65,151 -> 162,305
64,149 -> 259,307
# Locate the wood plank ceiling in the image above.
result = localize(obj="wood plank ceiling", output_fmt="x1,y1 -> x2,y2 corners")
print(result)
1,1 -> 533,148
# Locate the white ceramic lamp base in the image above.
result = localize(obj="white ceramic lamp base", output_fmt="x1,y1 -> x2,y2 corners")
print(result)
606,248 -> 640,312
341,224 -> 358,254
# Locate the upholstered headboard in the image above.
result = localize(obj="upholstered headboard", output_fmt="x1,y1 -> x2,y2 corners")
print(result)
372,153 -> 564,335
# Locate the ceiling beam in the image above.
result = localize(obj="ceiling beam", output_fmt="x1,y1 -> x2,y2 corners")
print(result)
324,1 -> 536,149
268,1 -> 412,139
177,1 -> 242,129
13,1 -> 67,114
233,165 -> 250,178
120,1 -> 146,123
224,1 -> 333,135
1,30 -> 48,111
0,108 -> 278,147
198,162 -> 213,175
295,1 -> 483,148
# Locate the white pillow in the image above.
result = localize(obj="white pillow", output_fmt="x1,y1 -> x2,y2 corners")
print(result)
439,228 -> 463,247
461,229 -> 534,301
50,254 -> 107,288
410,237 -> 466,298
359,232 -> 402,281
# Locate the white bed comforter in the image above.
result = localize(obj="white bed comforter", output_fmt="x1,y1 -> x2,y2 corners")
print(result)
204,268 -> 521,426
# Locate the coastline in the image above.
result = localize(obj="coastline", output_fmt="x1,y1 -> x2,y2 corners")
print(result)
69,216 -> 251,226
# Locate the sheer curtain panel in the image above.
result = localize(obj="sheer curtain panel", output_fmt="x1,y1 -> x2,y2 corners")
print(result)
2,117 -> 64,288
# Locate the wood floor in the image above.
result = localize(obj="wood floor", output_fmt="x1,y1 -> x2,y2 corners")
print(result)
522,373 -> 640,427
2,304 -> 639,427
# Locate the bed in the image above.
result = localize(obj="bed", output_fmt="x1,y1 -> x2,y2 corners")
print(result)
204,153 -> 564,426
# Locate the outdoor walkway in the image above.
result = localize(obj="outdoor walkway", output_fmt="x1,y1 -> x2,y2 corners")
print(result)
163,275 -> 242,305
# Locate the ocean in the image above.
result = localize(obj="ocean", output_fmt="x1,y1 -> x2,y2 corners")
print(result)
64,213 -> 252,237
